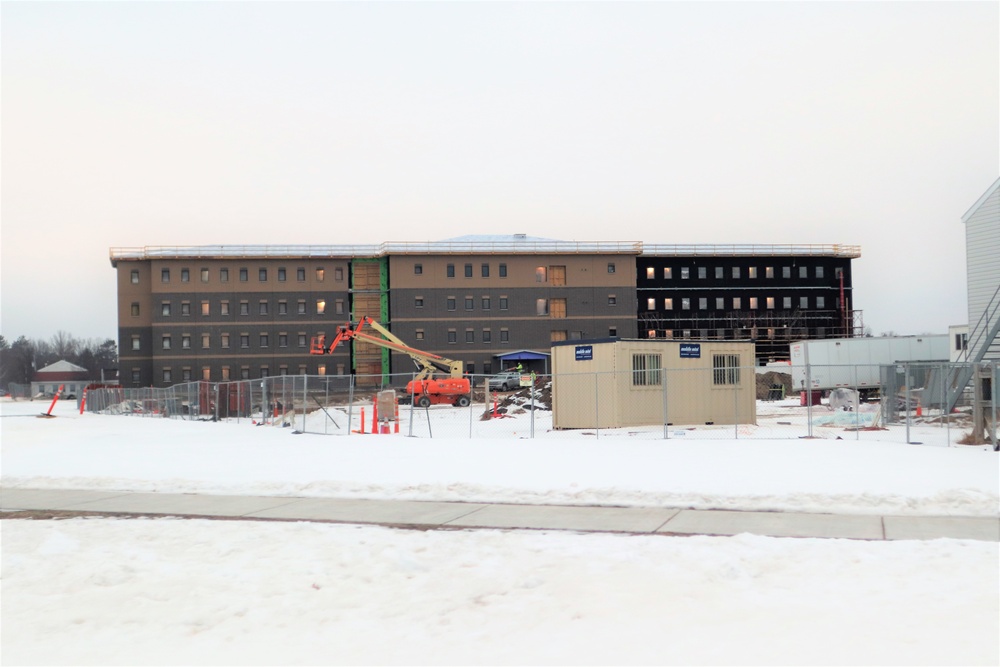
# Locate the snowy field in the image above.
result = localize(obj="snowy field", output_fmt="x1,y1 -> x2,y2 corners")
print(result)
3,398 -> 999,665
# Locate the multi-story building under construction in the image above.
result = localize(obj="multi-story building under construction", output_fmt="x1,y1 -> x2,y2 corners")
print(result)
110,236 -> 860,387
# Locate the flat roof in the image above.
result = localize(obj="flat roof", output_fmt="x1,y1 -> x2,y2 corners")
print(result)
110,240 -> 860,265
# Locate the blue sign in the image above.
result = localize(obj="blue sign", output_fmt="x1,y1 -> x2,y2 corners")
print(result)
575,345 -> 593,361
679,343 -> 701,359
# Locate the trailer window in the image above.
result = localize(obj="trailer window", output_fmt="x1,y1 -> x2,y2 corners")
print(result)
632,354 -> 662,386
713,354 -> 741,386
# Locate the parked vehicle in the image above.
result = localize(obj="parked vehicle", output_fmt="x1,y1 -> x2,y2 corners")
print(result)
488,370 -> 523,392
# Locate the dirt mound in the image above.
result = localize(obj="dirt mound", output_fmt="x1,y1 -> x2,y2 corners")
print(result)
757,371 -> 793,400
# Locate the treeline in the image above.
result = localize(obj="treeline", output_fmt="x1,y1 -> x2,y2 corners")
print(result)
0,332 -> 118,386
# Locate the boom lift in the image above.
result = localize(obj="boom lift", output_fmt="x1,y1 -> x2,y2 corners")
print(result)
310,316 -> 472,408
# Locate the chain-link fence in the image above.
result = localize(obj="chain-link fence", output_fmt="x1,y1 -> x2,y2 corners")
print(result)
81,362 -> 998,448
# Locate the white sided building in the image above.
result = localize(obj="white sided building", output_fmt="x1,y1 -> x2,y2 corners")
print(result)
962,177 -> 1000,362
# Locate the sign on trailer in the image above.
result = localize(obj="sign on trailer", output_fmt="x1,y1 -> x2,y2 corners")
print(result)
679,343 -> 701,358
575,345 -> 593,361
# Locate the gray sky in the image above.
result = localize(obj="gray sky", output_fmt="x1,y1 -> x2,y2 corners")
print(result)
2,1 -> 997,343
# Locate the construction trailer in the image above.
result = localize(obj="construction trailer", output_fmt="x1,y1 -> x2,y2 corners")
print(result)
789,335 -> 949,394
551,338 -> 756,430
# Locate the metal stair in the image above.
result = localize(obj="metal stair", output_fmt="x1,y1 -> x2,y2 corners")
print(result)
947,282 -> 1000,412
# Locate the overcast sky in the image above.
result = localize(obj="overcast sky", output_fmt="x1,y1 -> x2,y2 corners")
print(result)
2,1 -> 997,344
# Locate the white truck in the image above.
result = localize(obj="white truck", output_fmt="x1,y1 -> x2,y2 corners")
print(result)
789,335 -> 949,395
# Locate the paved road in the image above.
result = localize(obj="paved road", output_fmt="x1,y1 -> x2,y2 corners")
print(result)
2,487 -> 997,542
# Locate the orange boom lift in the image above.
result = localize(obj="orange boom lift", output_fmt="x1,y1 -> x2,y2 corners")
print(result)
310,316 -> 472,408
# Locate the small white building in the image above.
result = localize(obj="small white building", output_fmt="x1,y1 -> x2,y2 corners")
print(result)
551,338 -> 756,429
962,177 -> 1000,362
31,360 -> 90,398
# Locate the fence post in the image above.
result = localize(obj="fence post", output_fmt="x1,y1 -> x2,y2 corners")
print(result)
469,374 -> 474,439
905,363 -> 912,444
348,375 -> 355,436
662,367 -> 669,440
530,378 -> 535,439
594,371 -> 600,440
733,367 -> 739,440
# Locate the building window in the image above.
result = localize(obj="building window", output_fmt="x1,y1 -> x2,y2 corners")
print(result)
162,302 -> 171,316
715,267 -> 723,279
800,296 -> 809,308
482,296 -> 490,310
240,334 -> 249,348
481,263 -> 489,278
447,297 -> 456,311
240,301 -> 249,316
647,267 -> 656,279
465,264 -> 473,278
549,266 -> 566,286
608,295 -> 617,306
414,263 -> 423,275
732,267 -> 740,279
181,269 -> 190,282
297,268 -> 306,281
766,297 -> 775,309
607,263 -> 615,274
535,266 -> 547,282
500,264 -> 508,277
609,327 -> 617,337
202,368 -> 211,381
465,297 -> 474,310
259,268 -> 267,282
681,267 -> 690,280
162,368 -> 172,384
298,334 -> 307,347
550,298 -> 566,318
447,264 -> 455,278
181,302 -> 191,316
182,369 -> 192,383
335,299 -> 344,315
551,330 -> 568,342
131,270 -> 140,284
467,363 -> 475,375
221,301 -> 230,316
181,335 -> 191,349
748,267 -> 757,279
334,267 -> 344,281
316,300 -> 326,314
500,329 -> 509,343
162,335 -> 171,350
260,367 -> 269,378
716,297 -> 725,309
499,296 -> 508,310
664,298 -> 673,310
260,334 -> 269,348
783,297 -> 792,309
632,353 -> 662,386
259,301 -> 268,315
783,266 -> 791,278
240,268 -> 248,282
131,368 -> 141,384
415,297 -> 424,308
647,330 -> 657,339
749,297 -> 758,309
816,296 -> 826,309
131,336 -> 140,351
698,267 -> 707,279
766,267 -> 774,279
317,365 -> 326,376
682,298 -> 690,310
278,301 -> 287,315
415,329 -> 425,341
220,268 -> 229,282
733,297 -> 742,309
699,298 -> 708,310
448,330 -> 457,343
316,268 -> 325,282
647,298 -> 656,310
202,334 -> 210,348
297,300 -> 306,314
278,268 -> 286,282
466,329 -> 474,343
713,354 -> 741,386
131,303 -> 140,316
221,334 -> 230,349
221,367 -> 231,381
482,329 -> 491,343
799,266 -> 808,279
536,299 -> 549,316
200,301 -> 209,316
241,367 -> 250,380
816,266 -> 825,279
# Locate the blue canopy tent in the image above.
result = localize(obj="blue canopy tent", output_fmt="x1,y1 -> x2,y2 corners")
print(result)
495,350 -> 550,374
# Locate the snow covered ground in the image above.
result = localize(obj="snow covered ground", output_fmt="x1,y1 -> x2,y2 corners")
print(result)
3,399 -> 998,665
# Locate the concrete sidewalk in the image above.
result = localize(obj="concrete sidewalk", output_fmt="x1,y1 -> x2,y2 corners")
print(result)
2,487 -> 997,542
